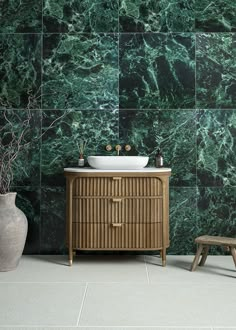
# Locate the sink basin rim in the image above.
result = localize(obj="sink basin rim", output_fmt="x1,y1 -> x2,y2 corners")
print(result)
87,155 -> 149,170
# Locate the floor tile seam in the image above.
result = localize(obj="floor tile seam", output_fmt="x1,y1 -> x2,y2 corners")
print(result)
76,282 -> 88,326
0,280 -> 234,284
0,326 -> 216,328
0,281 -> 87,284
85,279 -> 236,285
144,256 -> 150,284
0,281 -> 150,284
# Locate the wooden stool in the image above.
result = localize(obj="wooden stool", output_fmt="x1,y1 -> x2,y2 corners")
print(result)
190,235 -> 236,271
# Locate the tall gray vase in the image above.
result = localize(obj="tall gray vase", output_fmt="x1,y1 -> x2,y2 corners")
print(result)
0,193 -> 28,272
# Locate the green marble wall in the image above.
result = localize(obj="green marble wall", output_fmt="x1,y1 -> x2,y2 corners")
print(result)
0,0 -> 235,254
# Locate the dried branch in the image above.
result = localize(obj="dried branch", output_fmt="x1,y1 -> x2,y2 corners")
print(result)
0,91 -> 71,194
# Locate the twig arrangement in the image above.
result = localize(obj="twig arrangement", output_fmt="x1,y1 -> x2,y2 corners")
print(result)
0,91 -> 71,194
0,109 -> 32,194
78,140 -> 87,156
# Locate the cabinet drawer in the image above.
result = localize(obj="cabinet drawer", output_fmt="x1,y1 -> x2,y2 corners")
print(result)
72,223 -> 164,249
73,177 -> 163,197
72,197 -> 163,223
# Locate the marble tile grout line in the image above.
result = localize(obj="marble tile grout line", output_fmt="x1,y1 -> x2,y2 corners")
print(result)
76,282 -> 88,326
0,32 -> 233,34
194,30 -> 197,191
118,3 -> 120,139
194,30 -> 198,227
4,107 -> 236,111
39,0 -> 43,254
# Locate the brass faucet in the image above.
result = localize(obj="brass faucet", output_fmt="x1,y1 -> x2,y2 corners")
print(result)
105,145 -> 112,151
105,144 -> 131,155
115,144 -> 122,156
125,144 -> 131,151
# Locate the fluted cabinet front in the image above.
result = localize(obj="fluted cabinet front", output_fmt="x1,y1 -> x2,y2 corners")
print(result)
65,170 -> 171,266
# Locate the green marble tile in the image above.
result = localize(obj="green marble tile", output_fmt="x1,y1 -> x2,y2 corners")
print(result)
0,110 -> 41,187
41,110 -> 119,185
197,110 -> 236,187
0,0 -> 42,33
43,0 -> 118,32
42,34 -> 118,110
196,33 -> 236,109
119,110 -> 196,186
40,187 -> 66,254
169,187 -> 197,255
195,0 -> 236,32
0,34 -> 41,109
197,187 -> 236,254
15,187 -> 41,254
119,0 -> 195,32
119,33 -> 195,109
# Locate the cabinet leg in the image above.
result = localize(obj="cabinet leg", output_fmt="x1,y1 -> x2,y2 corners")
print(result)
162,249 -> 166,267
69,249 -> 73,266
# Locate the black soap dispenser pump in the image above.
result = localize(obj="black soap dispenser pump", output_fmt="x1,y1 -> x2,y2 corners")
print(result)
155,148 -> 163,168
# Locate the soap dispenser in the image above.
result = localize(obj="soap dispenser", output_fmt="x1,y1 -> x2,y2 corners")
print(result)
155,149 -> 163,168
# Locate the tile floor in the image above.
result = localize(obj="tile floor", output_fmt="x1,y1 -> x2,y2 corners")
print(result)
0,255 -> 235,329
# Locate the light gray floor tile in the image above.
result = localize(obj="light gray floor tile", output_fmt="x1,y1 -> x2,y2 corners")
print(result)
0,327 -> 213,330
0,283 -> 85,326
0,328 -> 80,330
76,328 -> 212,330
146,255 -> 236,283
79,282 -> 236,326
213,328 -> 236,330
0,255 -> 146,283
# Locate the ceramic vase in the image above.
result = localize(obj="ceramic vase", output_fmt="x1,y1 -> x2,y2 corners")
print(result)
0,193 -> 28,271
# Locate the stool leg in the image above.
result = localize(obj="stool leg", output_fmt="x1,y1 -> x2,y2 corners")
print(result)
190,244 -> 204,271
199,245 -> 209,266
230,247 -> 236,267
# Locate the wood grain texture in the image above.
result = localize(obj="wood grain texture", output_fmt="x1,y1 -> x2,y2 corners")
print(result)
195,235 -> 236,247
73,223 -> 163,249
65,170 -> 171,264
72,176 -> 163,197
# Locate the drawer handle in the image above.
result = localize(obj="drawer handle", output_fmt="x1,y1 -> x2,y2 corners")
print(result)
111,223 -> 123,227
112,198 -> 122,203
112,177 -> 122,180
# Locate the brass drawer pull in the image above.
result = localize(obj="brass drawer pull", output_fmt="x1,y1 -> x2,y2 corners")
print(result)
111,223 -> 123,227
112,177 -> 122,180
112,198 -> 122,203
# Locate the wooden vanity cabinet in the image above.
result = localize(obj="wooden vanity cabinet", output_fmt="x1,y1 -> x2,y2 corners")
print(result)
64,169 -> 171,266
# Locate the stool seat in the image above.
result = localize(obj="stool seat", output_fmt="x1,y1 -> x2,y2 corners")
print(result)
195,235 -> 236,247
190,235 -> 236,272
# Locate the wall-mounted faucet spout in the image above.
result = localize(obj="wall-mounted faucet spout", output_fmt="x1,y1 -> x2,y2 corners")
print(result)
115,145 -> 122,156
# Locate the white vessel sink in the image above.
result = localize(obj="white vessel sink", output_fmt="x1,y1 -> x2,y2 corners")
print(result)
87,156 -> 149,170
